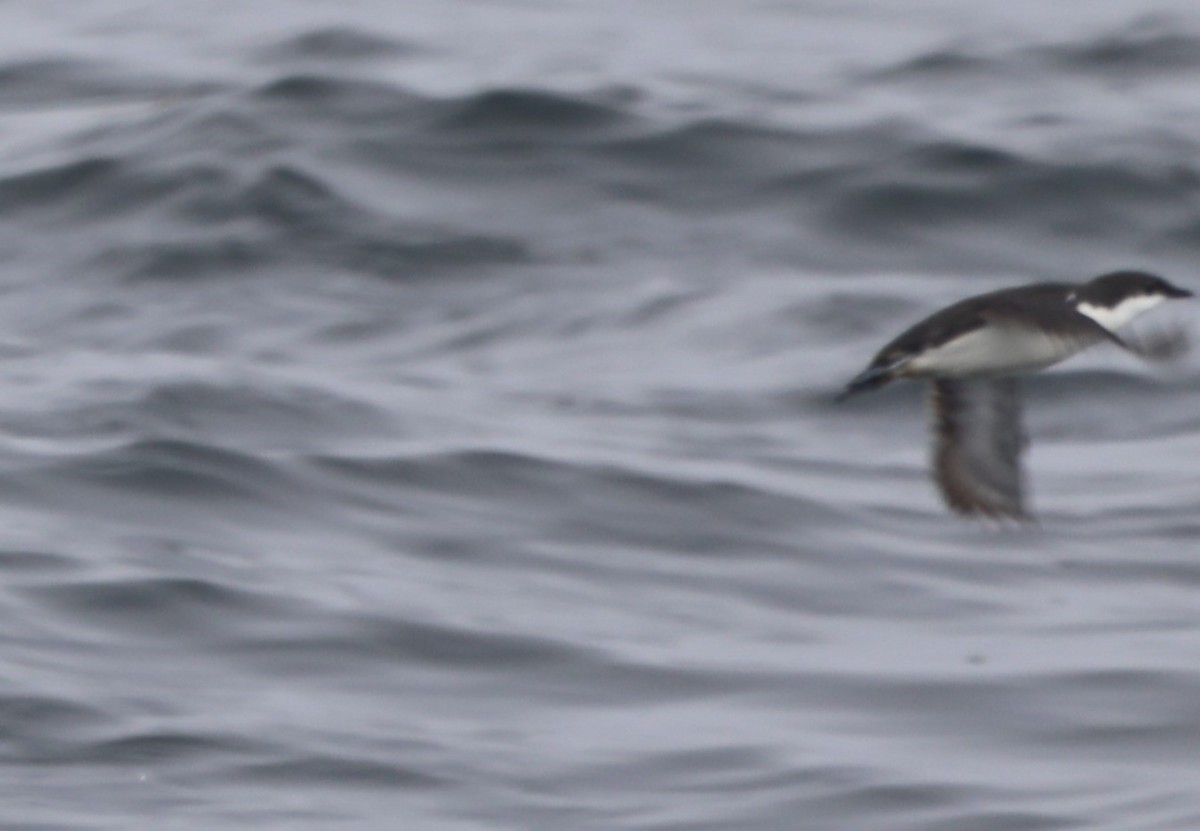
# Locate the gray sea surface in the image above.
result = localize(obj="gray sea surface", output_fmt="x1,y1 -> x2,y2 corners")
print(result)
3,1 -> 1200,828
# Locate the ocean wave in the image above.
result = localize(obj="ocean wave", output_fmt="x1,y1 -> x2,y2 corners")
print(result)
0,57 -> 185,106
36,438 -> 301,505
1036,18 -> 1200,75
58,156 -> 535,279
7,64 -> 1200,279
255,74 -> 426,122
24,574 -> 305,639
873,16 -> 1200,80
258,27 -> 423,64
308,446 -> 838,558
435,88 -> 635,135
234,754 -> 445,788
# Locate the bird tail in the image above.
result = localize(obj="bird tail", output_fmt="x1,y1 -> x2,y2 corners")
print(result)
836,358 -> 908,402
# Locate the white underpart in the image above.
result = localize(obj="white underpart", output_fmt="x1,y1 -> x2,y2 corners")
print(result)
1075,293 -> 1164,332
907,326 -> 1091,377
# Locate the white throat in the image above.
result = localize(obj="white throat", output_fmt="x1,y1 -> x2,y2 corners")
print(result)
1075,293 -> 1164,332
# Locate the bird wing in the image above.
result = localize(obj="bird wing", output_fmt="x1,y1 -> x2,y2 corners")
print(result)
1103,325 -> 1191,363
929,378 -> 1028,519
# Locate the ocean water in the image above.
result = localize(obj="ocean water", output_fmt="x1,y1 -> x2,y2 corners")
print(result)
2,1 -> 1200,828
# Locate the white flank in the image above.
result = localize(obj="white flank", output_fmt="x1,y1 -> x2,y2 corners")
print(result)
907,326 -> 1089,377
1075,294 -> 1164,332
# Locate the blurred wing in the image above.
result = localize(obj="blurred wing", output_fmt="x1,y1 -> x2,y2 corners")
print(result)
1110,325 -> 1191,363
929,378 -> 1028,520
